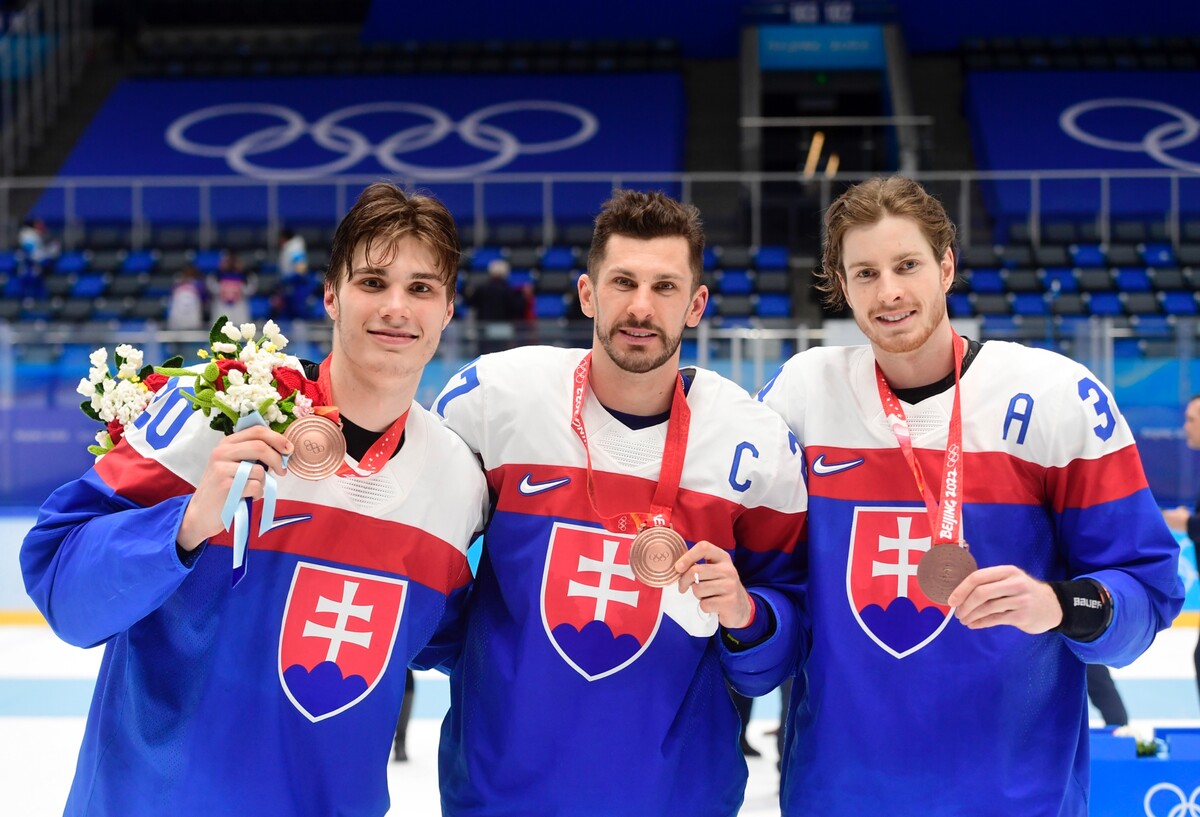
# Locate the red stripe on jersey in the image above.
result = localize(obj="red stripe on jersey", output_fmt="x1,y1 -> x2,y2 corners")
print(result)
490,463 -> 803,554
807,444 -> 1147,510
93,440 -> 196,507
208,499 -> 470,595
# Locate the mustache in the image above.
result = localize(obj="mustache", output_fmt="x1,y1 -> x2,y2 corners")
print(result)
613,319 -> 660,334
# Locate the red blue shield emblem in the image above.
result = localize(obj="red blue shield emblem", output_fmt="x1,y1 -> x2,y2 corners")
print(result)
847,506 -> 952,658
542,521 -> 662,680
278,562 -> 406,721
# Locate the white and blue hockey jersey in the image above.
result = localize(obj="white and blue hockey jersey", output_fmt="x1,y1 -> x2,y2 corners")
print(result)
21,376 -> 488,817
429,345 -> 808,817
757,340 -> 1183,817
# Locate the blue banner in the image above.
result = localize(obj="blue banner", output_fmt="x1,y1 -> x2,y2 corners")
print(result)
966,71 -> 1200,222
35,74 -> 684,224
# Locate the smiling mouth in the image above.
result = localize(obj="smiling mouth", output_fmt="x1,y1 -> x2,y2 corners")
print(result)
875,311 -> 914,324
370,329 -> 418,341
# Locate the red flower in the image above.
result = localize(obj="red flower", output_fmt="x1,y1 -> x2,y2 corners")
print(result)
213,359 -> 248,392
143,372 -> 169,393
106,418 -> 125,446
272,365 -> 321,403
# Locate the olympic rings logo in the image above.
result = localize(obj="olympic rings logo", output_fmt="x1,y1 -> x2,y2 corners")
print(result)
1059,98 -> 1200,173
165,101 -> 599,181
1144,782 -> 1200,817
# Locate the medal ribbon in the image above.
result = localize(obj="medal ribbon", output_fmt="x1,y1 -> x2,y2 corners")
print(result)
219,409 -> 285,587
874,332 -> 966,547
569,352 -> 690,535
316,356 -> 407,477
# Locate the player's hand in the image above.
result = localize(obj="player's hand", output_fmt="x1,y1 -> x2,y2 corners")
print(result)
947,564 -> 1063,634
674,540 -> 753,629
1163,506 -> 1190,533
177,426 -> 292,551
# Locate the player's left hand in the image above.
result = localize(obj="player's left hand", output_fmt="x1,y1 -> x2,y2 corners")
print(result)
674,540 -> 753,629
947,564 -> 1063,634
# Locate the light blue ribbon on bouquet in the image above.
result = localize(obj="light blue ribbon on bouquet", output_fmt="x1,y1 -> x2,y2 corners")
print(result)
219,410 -> 289,587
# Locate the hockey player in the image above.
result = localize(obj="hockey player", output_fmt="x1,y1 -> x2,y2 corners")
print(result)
21,183 -> 488,817
428,189 -> 808,816
755,175 -> 1182,816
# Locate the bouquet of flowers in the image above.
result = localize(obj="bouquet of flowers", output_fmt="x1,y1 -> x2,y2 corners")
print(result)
77,345 -> 180,460
153,316 -> 320,435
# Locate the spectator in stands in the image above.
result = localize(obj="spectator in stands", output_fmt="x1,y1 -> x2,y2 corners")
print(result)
277,227 -> 312,319
1162,393 -> 1200,707
466,257 -> 530,354
16,217 -> 57,299
210,249 -> 254,326
166,262 -> 207,331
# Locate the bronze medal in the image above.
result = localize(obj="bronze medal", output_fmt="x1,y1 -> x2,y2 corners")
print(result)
629,526 -> 688,587
916,543 -> 978,605
284,415 -> 346,480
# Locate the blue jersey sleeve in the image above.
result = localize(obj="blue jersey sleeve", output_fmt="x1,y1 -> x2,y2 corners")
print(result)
21,468 -> 198,648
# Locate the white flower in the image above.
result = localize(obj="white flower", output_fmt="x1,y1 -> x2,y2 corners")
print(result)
239,323 -> 256,340
212,341 -> 238,355
77,377 -> 97,398
89,348 -> 108,368
221,323 -> 243,342
88,366 -> 107,385
94,430 -> 109,446
115,344 -> 143,376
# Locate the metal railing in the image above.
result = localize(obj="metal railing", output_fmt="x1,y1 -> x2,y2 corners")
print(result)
0,167 -> 1197,251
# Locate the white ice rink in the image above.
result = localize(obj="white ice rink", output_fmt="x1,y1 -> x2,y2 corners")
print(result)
2,623 -> 1197,817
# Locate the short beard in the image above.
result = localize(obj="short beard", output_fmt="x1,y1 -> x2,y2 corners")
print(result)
596,321 -> 683,374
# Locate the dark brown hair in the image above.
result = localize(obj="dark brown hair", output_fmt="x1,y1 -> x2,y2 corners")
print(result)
817,176 -> 958,310
587,189 -> 705,288
325,182 -> 460,298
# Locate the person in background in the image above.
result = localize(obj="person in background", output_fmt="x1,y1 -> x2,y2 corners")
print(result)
16,217 -> 58,299
1086,664 -> 1129,727
20,182 -> 488,817
466,257 -> 530,354
210,249 -> 254,326
277,226 -> 312,319
755,176 -> 1182,816
166,262 -> 207,331
1163,393 -> 1200,707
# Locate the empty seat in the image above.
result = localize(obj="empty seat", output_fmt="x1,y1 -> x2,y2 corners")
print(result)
1162,291 -> 1198,316
70,273 -> 109,299
717,246 -> 753,268
1140,242 -> 1176,267
120,249 -> 159,274
1133,314 -> 1172,337
1068,243 -> 1106,267
539,246 -> 577,271
1086,292 -> 1124,316
1003,269 -> 1041,293
468,246 -> 506,271
1113,267 -> 1152,292
756,271 -> 790,293
753,246 -> 789,271
966,268 -> 1005,294
1049,293 -> 1086,315
1076,268 -> 1114,292
534,293 -> 567,319
1011,293 -> 1048,316
1150,268 -> 1186,290
507,246 -> 540,268
963,244 -> 1000,266
535,271 -> 573,293
702,247 -> 719,271
717,269 -> 754,295
1041,267 -> 1078,293
1123,291 -> 1160,314
1033,245 -> 1070,266
716,295 -> 753,316
947,293 -> 973,317
971,293 -> 1010,315
54,251 -> 90,275
755,293 -> 792,318
1104,244 -> 1142,266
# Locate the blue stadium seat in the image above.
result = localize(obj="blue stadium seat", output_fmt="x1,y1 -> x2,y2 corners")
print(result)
70,273 -> 108,299
1056,314 -> 1092,338
1113,337 -> 1143,358
717,269 -> 754,295
947,292 -> 973,317
192,249 -> 224,274
981,314 -> 1019,335
718,315 -> 753,329
0,251 -> 18,274
1140,242 -> 1175,267
1133,314 -> 1172,338
702,247 -> 719,271
469,246 -> 506,271
508,269 -> 534,290
1068,243 -> 1105,267
1086,292 -> 1124,316
1113,267 -> 1152,292
534,293 -> 567,319
1162,291 -> 1198,316
753,246 -> 789,271
1011,293 -> 1048,316
539,246 -> 577,271
249,295 -> 273,320
966,268 -> 1005,294
755,293 -> 792,318
120,249 -> 159,274
1041,267 -> 1078,293
54,251 -> 90,275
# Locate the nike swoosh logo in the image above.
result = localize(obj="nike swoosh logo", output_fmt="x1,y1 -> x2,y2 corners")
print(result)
261,514 -> 312,535
810,454 -> 865,476
518,474 -> 571,496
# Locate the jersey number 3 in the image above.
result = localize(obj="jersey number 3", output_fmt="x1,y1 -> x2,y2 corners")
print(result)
1077,377 -> 1115,442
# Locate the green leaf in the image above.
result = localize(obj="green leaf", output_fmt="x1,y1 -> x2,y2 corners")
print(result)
211,395 -> 240,424
270,421 -> 289,434
203,362 -> 219,383
79,399 -> 101,421
154,366 -> 196,378
256,396 -> 278,416
210,315 -> 229,346
137,363 -> 154,381
161,355 -> 184,370
86,444 -> 107,457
